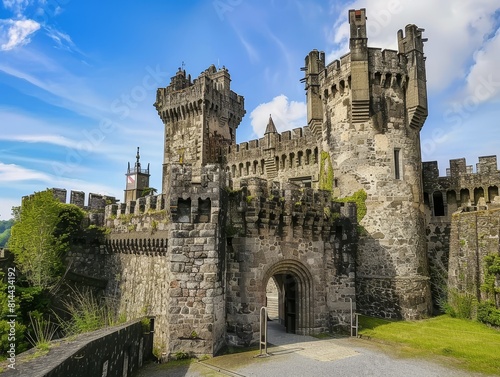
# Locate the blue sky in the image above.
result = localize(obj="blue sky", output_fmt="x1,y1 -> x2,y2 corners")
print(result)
1,0 -> 499,219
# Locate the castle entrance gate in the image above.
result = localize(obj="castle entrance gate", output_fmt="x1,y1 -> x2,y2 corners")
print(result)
263,260 -> 314,335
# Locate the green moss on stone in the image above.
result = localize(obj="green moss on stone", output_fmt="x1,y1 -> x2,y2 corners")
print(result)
335,189 -> 367,224
319,151 -> 334,191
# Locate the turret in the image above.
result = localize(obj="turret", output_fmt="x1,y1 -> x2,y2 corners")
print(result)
302,49 -> 325,137
349,8 -> 370,123
398,24 -> 428,129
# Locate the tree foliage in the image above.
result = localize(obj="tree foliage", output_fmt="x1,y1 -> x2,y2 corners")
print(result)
8,190 -> 84,290
0,219 -> 14,247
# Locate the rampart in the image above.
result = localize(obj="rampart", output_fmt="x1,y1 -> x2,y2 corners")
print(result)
226,126 -> 320,187
423,155 -> 500,216
22,188 -> 118,226
23,188 -> 117,212
423,155 -> 500,311
2,319 -> 153,377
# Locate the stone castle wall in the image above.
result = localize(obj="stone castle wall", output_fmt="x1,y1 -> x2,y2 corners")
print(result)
422,155 -> 500,310
423,155 -> 500,216
226,126 -> 320,187
103,164 -> 228,357
224,178 -> 357,345
448,205 -> 500,300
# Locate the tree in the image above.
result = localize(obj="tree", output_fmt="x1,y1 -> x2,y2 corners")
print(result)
0,219 -> 14,247
8,190 -> 84,290
141,187 -> 158,196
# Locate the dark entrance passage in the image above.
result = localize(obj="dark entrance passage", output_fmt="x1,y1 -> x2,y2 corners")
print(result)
268,273 -> 298,333
263,260 -> 314,335
284,274 -> 297,333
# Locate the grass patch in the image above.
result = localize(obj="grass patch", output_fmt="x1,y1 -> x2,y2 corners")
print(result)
358,314 -> 500,375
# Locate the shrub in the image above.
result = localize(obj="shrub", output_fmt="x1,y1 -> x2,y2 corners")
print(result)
444,289 -> 477,320
0,320 -> 28,358
174,350 -> 190,360
477,301 -> 500,327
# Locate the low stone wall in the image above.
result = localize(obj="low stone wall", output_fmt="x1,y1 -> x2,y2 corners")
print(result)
2,319 -> 153,377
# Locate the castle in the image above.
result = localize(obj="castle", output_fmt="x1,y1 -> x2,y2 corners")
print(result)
112,8 -> 432,355
19,9 -> 500,358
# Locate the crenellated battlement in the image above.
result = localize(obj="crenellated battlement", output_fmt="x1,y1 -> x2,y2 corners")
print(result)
227,126 -> 315,158
22,188 -> 118,212
423,155 -> 499,182
105,193 -> 167,220
226,122 -> 320,188
226,178 -> 357,239
155,65 -> 244,126
422,156 -> 500,216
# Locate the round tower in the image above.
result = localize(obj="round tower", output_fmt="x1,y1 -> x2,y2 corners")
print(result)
307,8 -> 431,319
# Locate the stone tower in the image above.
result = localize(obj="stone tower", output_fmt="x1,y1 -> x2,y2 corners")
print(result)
150,65 -> 245,356
304,8 -> 431,319
154,65 -> 245,186
124,147 -> 150,203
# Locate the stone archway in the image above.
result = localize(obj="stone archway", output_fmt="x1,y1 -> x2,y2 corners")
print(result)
263,259 -> 314,335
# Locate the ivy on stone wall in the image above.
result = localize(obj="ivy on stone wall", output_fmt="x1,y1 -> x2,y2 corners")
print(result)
478,254 -> 500,327
335,190 -> 367,224
481,254 -> 500,300
319,151 -> 334,191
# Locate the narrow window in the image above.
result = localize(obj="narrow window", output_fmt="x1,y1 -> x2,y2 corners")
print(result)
394,149 -> 401,180
197,198 -> 211,223
176,198 -> 191,223
433,192 -> 445,216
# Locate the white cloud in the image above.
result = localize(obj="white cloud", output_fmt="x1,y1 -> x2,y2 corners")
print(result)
2,0 -> 30,17
325,0 -> 500,92
465,28 -> 500,103
0,162 -> 120,197
0,19 -> 40,50
0,162 -> 50,182
45,26 -> 78,52
1,134 -> 84,149
250,94 -> 306,137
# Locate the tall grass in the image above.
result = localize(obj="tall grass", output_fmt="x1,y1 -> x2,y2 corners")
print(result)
26,312 -> 58,351
56,289 -> 122,336
441,289 -> 478,320
359,315 -> 500,375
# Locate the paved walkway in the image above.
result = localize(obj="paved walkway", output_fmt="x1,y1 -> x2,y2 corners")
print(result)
134,321 -> 487,377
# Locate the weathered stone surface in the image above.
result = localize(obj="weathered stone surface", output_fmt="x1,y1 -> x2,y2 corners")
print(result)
54,8 -> 500,362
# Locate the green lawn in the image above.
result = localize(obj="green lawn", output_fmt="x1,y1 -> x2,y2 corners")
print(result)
358,315 -> 500,375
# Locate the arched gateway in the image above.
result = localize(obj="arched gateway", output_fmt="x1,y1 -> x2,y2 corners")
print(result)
264,260 -> 314,335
